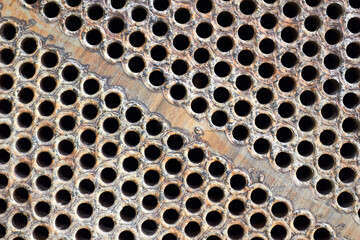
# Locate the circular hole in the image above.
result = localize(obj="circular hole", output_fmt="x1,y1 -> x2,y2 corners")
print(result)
163,233 -> 177,240
141,220 -> 157,235
340,142 -> 357,158
128,56 -> 145,73
38,101 -> 55,116
102,142 -> 118,157
214,87 -> 230,103
192,73 -> 208,89
36,151 -> 52,167
82,104 -> 98,120
40,76 -> 56,93
281,52 -> 297,68
120,205 -> 136,221
124,131 -> 140,147
283,2 -> 299,18
0,99 -> 11,114
348,17 -> 360,33
238,24 -> 254,41
0,123 -> 10,140
165,158 -> 181,175
33,226 -> 49,240
337,191 -> 354,208
240,0 -> 256,15
12,213 -> 28,229
276,127 -> 293,142
0,174 -> 7,189
261,13 -> 277,29
343,117 -> 358,133
323,79 -> 339,95
278,102 -> 295,118
321,104 -> 338,120
108,17 -> 124,34
251,188 -> 267,204
296,165 -> 313,181
206,211 -> 222,226
105,93 -> 120,109
35,201 -> 50,217
339,167 -> 356,183
36,175 -> 51,191
214,61 -> 230,77
144,145 -> 161,161
77,203 -> 93,218
21,37 -> 37,54
258,62 -> 274,78
208,161 -> 225,178
303,41 -> 319,57
250,212 -> 266,228
107,42 -> 123,59
153,0 -> 169,11
281,26 -> 298,43
228,224 -> 244,239
85,29 -> 102,46
163,208 -> 179,224
0,74 -> 13,90
306,0 -> 321,7
99,191 -> 115,207
79,179 -> 95,194
293,215 -> 310,231
65,15 -> 82,31
38,126 -> 53,142
55,214 -> 71,230
255,114 -> 271,129
208,187 -> 224,202
191,97 -> 208,114
76,229 -> 91,240
229,199 -> 245,215
185,221 -> 201,237
275,152 -> 291,168
58,140 -> 74,155
297,141 -> 313,156
313,228 -> 331,240
188,147 -> 204,164
167,134 -> 183,150
20,62 -> 36,79
234,100 -> 251,117
256,88 -> 273,104
119,231 -> 134,240
259,38 -> 275,54
327,3 -> 342,19
123,156 -> 138,172
13,187 -> 28,203
17,112 -> 33,128
316,179 -> 333,195
0,48 -> 14,65
103,117 -> 119,134
150,45 -> 167,61
325,29 -> 341,45
211,110 -> 228,127
346,42 -> 360,58
217,36 -> 233,52
300,90 -> 316,106
345,67 -> 360,84
186,197 -> 202,213
41,51 -> 58,68
238,50 -> 254,66
0,23 -> 16,40
194,48 -> 210,64
196,22 -> 213,38
271,225 -> 287,240
272,202 -> 288,218
16,137 -> 31,153
164,183 -> 180,199
122,181 -> 138,196
236,75 -> 252,91
59,115 -> 75,131
43,2 -> 60,18
79,153 -> 95,170
110,0 -> 126,9
100,168 -> 116,184
217,11 -> 233,27
132,7 -> 147,22
129,31 -> 145,47
173,35 -> 189,51
318,154 -> 334,170
319,130 -> 336,145
142,195 -> 158,210
58,165 -> 73,181
196,0 -> 212,13
152,21 -> 168,36
55,190 -> 71,205
230,174 -> 246,190
301,65 -> 318,81
14,162 -> 30,178
99,216 -> 114,232
0,149 -> 9,165
232,125 -> 249,141
87,4 -> 103,20
186,173 -> 203,188
62,65 -> 79,82
149,70 -> 165,86
170,84 -> 186,100
175,8 -> 190,24
324,53 -> 340,69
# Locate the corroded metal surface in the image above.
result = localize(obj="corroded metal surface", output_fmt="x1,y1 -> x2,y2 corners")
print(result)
16,0 -> 360,218
0,17 -> 344,240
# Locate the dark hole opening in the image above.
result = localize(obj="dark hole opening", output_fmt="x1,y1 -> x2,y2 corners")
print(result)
196,22 -> 213,38
275,152 -> 291,168
206,211 -> 222,226
36,175 -> 51,191
175,8 -> 190,24
283,2 -> 299,18
250,212 -> 266,228
55,214 -> 71,230
185,221 -> 201,237
76,229 -> 91,240
85,29 -> 102,46
122,181 -> 138,196
0,48 -> 14,65
230,174 -> 246,190
43,2 -> 60,18
12,213 -> 28,229
318,154 -> 334,170
293,215 -> 310,231
152,21 -> 168,36
214,61 -> 230,77
99,191 -> 115,207
186,173 -> 203,188
297,141 -> 313,156
56,189 -> 71,205
41,51 -> 58,68
186,197 -> 202,213
65,15 -> 82,31
348,17 -> 360,33
240,0 -> 256,15
20,62 -> 36,79
131,7 -> 147,22
163,208 -> 179,224
325,29 -> 341,45
77,203 -> 93,218
142,195 -> 158,210
228,224 -> 244,239
208,187 -> 224,202
316,179 -> 333,195
0,74 -> 14,90
164,183 -> 180,199
229,199 -> 245,215
196,0 -> 212,13
87,4 -> 103,20
79,179 -> 95,194
120,205 -> 136,221
188,147 -> 204,163
16,137 -> 31,153
0,23 -> 16,40
144,145 -> 161,161
108,17 -> 124,33
270,225 -> 287,240
35,201 -> 50,217
99,217 -> 114,232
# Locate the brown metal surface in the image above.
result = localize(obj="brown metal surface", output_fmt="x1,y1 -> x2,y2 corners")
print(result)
0,0 -> 359,239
